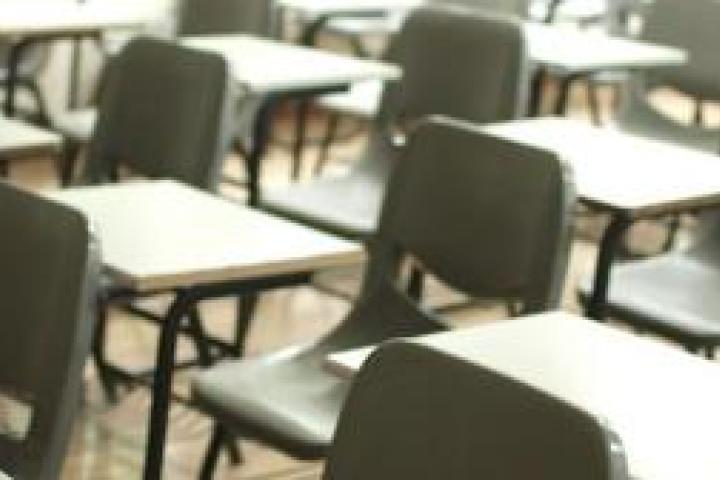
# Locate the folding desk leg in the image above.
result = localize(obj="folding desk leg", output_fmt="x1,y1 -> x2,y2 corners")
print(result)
585,212 -> 632,320
5,39 -> 34,117
246,98 -> 277,207
143,289 -> 195,480
233,294 -> 259,357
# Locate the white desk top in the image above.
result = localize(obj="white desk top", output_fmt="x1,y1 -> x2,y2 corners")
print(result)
276,0 -> 423,16
483,118 -> 720,216
181,34 -> 400,95
525,23 -> 687,73
0,117 -> 61,157
0,1 -> 150,37
327,312 -> 720,480
276,1 -> 685,74
49,180 -> 364,291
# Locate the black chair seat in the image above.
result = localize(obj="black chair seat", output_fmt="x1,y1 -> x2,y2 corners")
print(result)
192,347 -> 347,459
579,253 -> 720,346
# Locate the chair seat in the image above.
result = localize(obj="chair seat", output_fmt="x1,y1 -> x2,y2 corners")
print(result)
614,100 -> 720,153
51,108 -> 97,143
260,169 -> 385,239
191,347 -> 349,459
317,80 -> 383,118
579,253 -> 720,346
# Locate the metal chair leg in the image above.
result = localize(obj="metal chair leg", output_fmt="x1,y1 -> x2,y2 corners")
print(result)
233,294 -> 259,357
59,139 -> 81,187
200,424 -> 225,480
0,158 -> 8,177
315,112 -> 341,175
291,99 -> 311,180
408,267 -> 425,302
92,295 -> 119,403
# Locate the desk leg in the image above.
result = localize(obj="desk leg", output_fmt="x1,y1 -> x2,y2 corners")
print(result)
585,213 -> 632,320
246,98 -> 278,207
4,39 -> 33,117
142,288 -> 195,480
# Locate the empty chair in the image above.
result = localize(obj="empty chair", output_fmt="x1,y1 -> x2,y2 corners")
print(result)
191,116 -> 575,477
324,341 -> 626,480
613,0 -> 720,152
73,37 -> 235,189
54,0 -> 269,186
263,7 -> 529,239
74,37 -> 235,400
0,183 -> 99,479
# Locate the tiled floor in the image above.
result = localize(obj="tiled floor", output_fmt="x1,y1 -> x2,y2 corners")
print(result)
4,83 -> 715,478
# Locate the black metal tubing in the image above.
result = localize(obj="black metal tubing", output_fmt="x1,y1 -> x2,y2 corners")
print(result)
141,271 -> 311,480
247,86 -> 348,207
5,39 -> 34,117
585,212 -> 632,320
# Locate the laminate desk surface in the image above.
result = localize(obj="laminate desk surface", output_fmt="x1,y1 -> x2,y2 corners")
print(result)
484,118 -> 720,216
0,1 -> 150,36
525,22 -> 686,73
181,34 -> 401,95
49,180 -> 364,292
276,0 -> 423,16
0,117 -> 61,157
327,311 -> 720,480
275,1 -> 686,74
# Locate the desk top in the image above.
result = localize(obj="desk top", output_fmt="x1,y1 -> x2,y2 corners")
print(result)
0,117 -> 61,157
484,118 -> 720,216
275,2 -> 685,73
276,0 -> 423,16
49,180 -> 364,291
526,23 -> 686,73
181,34 -> 400,95
327,312 -> 720,480
0,1 -> 150,37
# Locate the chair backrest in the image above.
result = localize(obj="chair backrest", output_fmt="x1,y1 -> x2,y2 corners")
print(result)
83,37 -> 235,190
314,117 -> 573,356
365,116 -> 574,314
0,183 -> 99,479
640,0 -> 720,101
176,0 -> 273,36
378,7 -> 527,130
356,7 -> 528,176
324,341 -> 622,480
427,0 -> 529,17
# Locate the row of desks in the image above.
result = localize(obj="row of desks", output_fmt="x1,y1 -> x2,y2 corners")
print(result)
39,115 -> 720,477
1,1 -> 685,203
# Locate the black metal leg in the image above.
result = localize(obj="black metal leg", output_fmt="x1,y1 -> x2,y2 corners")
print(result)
0,159 -> 8,177
528,69 -> 546,117
200,424 -> 224,480
553,75 -> 575,116
4,40 -> 35,117
408,266 -> 425,302
186,305 -> 212,366
234,294 -> 259,357
246,98 -> 277,207
315,112 -> 341,175
59,139 -> 81,187
291,99 -> 311,181
300,14 -> 331,46
143,289 -> 196,480
92,294 -> 119,402
586,81 -> 603,126
585,213 -> 632,320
